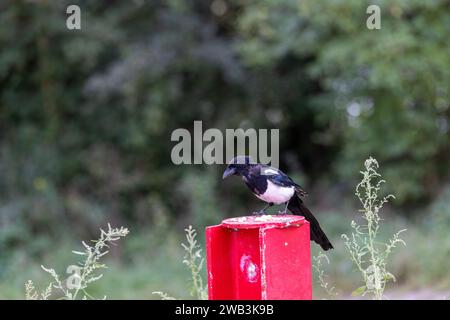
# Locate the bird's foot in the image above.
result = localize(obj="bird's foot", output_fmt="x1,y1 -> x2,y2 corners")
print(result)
252,203 -> 273,215
277,202 -> 290,215
252,210 -> 266,216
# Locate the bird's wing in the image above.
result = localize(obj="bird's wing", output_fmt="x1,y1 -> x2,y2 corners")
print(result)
260,165 -> 308,196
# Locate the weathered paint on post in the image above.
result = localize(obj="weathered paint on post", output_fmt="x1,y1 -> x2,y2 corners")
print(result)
206,215 -> 312,300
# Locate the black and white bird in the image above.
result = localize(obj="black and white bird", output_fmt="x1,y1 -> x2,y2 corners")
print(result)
222,155 -> 333,251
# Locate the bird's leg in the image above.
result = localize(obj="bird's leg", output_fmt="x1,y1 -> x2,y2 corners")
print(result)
278,201 -> 290,215
253,202 -> 273,215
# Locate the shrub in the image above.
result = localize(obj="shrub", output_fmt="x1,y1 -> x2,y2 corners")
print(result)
153,225 -> 207,300
342,157 -> 406,299
25,224 -> 129,300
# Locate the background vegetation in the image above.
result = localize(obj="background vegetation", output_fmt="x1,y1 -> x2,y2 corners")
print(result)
0,0 -> 449,299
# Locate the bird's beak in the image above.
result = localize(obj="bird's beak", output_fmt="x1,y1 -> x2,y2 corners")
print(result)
222,167 -> 236,179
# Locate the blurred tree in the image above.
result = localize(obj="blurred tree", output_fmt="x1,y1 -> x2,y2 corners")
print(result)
236,0 -> 450,203
0,0 -> 449,261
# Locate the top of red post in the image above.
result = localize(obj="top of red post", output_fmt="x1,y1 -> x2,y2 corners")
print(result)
221,214 -> 306,229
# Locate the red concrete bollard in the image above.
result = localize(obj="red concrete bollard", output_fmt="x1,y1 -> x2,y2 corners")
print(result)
206,215 -> 312,300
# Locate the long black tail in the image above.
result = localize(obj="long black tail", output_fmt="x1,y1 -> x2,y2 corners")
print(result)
287,195 -> 333,251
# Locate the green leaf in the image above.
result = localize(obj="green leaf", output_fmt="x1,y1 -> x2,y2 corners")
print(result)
384,272 -> 396,282
352,286 -> 366,296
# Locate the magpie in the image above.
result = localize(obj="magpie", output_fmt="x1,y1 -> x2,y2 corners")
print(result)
222,156 -> 333,251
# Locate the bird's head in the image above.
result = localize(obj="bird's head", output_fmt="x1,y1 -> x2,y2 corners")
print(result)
222,155 -> 255,179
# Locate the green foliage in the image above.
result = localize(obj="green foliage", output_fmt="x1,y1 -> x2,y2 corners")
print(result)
0,218 -> 445,299
181,226 -> 208,300
151,291 -> 177,300
25,224 -> 129,300
237,0 -> 450,204
312,252 -> 338,298
153,225 -> 207,300
0,0 -> 448,299
342,157 -> 406,299
1,2 -> 448,254
409,185 -> 450,286
180,171 -> 222,228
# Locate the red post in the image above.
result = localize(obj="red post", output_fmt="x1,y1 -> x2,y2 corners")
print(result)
206,215 -> 312,300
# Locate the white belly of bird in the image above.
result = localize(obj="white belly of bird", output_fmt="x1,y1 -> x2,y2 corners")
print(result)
255,180 -> 295,205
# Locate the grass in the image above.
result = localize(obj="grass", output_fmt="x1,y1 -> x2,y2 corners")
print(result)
153,225 -> 207,300
1,160 -> 450,299
26,224 -> 129,300
0,226 -> 193,299
0,213 -> 447,299
341,157 -> 406,299
311,210 -> 450,298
